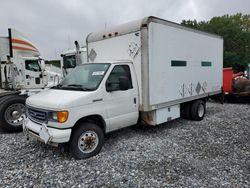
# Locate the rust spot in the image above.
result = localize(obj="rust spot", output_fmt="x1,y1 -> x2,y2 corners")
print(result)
142,112 -> 155,126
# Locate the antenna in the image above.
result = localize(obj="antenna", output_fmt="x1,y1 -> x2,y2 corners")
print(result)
54,48 -> 57,60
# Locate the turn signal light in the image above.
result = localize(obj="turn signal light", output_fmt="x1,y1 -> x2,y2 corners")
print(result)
57,111 -> 68,123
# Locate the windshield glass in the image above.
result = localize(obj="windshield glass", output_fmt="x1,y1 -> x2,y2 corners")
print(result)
56,63 -> 110,91
63,55 -> 76,69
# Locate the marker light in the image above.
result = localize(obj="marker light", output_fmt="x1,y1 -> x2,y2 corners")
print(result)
57,111 -> 68,123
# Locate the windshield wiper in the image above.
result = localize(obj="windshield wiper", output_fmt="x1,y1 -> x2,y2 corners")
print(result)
51,84 -> 63,89
66,84 -> 83,87
51,84 -> 93,91
65,84 -> 94,91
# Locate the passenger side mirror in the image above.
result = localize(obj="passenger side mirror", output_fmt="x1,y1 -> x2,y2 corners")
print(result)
119,76 -> 130,91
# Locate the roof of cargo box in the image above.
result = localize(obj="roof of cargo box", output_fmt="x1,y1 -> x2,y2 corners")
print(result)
87,16 -> 223,43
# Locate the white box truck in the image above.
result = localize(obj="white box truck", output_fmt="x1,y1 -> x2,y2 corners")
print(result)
23,16 -> 223,159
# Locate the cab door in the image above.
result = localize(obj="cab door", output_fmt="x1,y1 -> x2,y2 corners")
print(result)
24,60 -> 43,89
104,64 -> 139,132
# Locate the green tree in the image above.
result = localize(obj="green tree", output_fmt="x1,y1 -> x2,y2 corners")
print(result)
45,60 -> 61,67
181,13 -> 250,72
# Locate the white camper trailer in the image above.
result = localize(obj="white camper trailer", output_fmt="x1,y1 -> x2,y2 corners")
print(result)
24,17 -> 223,159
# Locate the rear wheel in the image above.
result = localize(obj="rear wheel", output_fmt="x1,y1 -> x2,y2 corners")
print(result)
70,122 -> 104,159
190,100 -> 206,121
0,95 -> 27,132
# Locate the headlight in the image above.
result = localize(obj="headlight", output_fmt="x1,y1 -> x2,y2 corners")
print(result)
48,111 -> 68,123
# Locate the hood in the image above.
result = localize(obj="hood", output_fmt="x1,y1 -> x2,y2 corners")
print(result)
26,89 -> 94,110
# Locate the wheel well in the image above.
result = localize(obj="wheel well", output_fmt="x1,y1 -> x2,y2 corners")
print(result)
74,115 -> 106,133
181,98 -> 207,107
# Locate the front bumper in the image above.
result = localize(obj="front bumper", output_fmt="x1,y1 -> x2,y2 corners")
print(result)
23,118 -> 72,144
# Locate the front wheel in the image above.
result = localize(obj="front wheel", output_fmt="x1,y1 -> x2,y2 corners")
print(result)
70,122 -> 104,159
0,95 -> 26,132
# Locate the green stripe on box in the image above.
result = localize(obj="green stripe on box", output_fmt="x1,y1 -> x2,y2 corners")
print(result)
201,61 -> 212,67
171,60 -> 187,67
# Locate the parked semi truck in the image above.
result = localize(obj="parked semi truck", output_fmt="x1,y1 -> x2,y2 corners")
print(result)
0,28 -> 61,132
24,16 -> 223,159
61,41 -> 87,76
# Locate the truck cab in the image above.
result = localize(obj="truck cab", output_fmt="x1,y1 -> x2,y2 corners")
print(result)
22,57 -> 46,89
1,56 -> 50,90
24,61 -> 139,158
61,47 -> 87,76
0,28 -> 62,132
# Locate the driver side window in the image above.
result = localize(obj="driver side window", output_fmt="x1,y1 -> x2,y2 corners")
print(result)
25,60 -> 41,72
106,65 -> 133,91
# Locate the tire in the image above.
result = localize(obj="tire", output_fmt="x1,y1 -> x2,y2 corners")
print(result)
0,95 -> 27,132
70,122 -> 104,159
180,102 -> 192,119
190,100 -> 206,121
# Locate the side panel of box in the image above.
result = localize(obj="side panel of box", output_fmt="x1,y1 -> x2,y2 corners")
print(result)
147,22 -> 223,107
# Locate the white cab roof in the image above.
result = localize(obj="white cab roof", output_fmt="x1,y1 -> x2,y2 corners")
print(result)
61,47 -> 86,56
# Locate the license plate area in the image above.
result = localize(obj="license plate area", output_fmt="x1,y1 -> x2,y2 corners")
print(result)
39,124 -> 51,144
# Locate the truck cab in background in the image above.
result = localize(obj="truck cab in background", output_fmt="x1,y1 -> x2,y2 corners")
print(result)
0,28 -> 61,132
1,56 -> 48,90
61,45 -> 87,77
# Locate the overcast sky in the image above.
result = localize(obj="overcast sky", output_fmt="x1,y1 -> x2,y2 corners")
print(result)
0,0 -> 249,60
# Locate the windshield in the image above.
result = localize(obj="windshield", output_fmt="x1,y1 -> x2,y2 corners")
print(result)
63,55 -> 76,69
54,63 -> 110,91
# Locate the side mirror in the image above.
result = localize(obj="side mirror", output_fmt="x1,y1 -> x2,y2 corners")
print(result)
106,76 -> 130,92
40,60 -> 46,71
119,76 -> 130,90
106,81 -> 113,92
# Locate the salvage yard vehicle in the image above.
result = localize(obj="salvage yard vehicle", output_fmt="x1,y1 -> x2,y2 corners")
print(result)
61,42 -> 87,76
0,28 -> 61,132
223,67 -> 250,101
23,16 -> 223,159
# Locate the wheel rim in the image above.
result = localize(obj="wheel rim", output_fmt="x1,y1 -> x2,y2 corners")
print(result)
78,131 -> 99,154
4,103 -> 25,126
198,103 -> 205,117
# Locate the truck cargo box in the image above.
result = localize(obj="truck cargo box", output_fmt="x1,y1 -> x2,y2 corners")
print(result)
87,16 -> 223,112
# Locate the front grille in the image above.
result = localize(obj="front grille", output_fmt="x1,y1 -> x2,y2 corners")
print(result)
27,106 -> 47,124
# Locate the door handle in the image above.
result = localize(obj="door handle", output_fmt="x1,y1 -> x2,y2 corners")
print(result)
93,98 -> 103,102
133,97 -> 136,104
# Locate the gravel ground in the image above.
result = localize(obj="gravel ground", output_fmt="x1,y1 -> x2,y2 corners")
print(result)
0,101 -> 249,187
